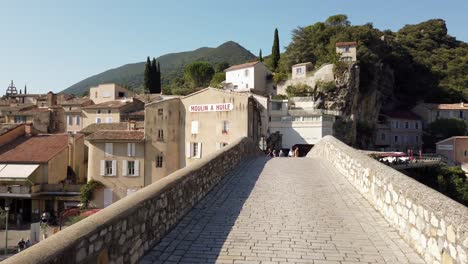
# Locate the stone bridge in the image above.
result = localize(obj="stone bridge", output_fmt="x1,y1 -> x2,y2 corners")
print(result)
4,137 -> 468,264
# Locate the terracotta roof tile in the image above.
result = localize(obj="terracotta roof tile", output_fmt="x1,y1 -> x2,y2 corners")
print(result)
0,134 -> 83,163
85,130 -> 144,141
0,123 -> 23,136
224,61 -> 260,72
61,98 -> 93,106
336,42 -> 357,47
80,122 -> 144,135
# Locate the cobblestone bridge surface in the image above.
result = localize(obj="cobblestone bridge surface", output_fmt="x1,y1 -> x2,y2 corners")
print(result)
140,157 -> 425,264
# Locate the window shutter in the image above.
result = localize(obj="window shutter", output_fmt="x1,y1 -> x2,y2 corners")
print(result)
191,121 -> 199,134
127,143 -> 131,157
185,142 -> 191,158
105,143 -> 113,156
196,143 -> 202,159
100,160 -> 105,176
134,160 -> 140,176
122,160 -> 128,176
132,143 -> 135,156
112,160 -> 117,176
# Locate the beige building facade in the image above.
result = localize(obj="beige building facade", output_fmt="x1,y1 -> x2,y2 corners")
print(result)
89,83 -> 132,104
374,112 -> 423,152
336,42 -> 357,62
291,62 -> 313,79
412,102 -> 468,128
86,130 -> 145,208
82,99 -> 144,128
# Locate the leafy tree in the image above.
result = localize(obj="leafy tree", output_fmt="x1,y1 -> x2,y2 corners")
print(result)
259,49 -> 263,62
271,28 -> 280,71
184,61 -> 215,88
215,62 -> 230,73
285,83 -> 312,97
273,72 -> 288,84
210,72 -> 226,88
423,118 -> 467,150
144,57 -> 152,93
325,14 -> 351,27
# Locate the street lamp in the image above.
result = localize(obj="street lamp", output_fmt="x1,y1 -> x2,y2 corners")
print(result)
4,203 -> 10,255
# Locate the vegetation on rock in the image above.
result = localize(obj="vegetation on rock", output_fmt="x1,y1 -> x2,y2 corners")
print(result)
80,179 -> 104,209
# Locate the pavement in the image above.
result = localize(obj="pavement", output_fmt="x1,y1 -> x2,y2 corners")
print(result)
140,157 -> 426,264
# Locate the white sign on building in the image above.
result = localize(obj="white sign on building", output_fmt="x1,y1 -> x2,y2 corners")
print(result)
189,103 -> 234,113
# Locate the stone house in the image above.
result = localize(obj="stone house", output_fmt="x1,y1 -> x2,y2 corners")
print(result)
224,61 -> 272,95
292,62 -> 313,79
436,136 -> 468,166
335,42 -> 357,62
374,111 -> 423,152
61,97 -> 94,133
89,83 -> 132,104
86,126 -> 145,208
412,102 -> 468,128
81,98 -> 144,128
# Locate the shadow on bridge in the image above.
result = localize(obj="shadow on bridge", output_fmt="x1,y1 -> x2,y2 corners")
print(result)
141,157 -> 268,263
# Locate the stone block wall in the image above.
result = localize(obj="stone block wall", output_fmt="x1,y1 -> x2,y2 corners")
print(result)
308,136 -> 468,264
4,137 -> 260,264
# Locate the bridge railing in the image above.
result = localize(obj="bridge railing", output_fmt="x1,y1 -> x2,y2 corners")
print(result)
4,137 -> 261,264
308,136 -> 468,264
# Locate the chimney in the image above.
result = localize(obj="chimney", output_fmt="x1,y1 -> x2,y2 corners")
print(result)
25,123 -> 34,137
128,121 -> 136,131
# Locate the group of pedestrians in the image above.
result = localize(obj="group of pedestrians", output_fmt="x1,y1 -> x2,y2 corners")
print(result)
266,147 -> 299,158
17,238 -> 31,252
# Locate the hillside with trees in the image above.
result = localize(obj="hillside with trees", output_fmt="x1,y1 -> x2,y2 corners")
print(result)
277,15 -> 467,104
61,41 -> 256,95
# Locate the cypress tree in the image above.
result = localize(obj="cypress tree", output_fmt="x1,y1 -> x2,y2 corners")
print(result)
151,58 -> 157,93
144,57 -> 152,93
156,61 -> 161,93
259,49 -> 263,62
271,28 -> 280,71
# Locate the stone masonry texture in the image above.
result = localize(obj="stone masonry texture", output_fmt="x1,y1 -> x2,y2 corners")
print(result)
3,137 -> 260,264
140,157 -> 426,264
309,136 -> 468,264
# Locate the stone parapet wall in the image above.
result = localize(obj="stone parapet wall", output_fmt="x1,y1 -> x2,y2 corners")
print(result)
4,137 -> 261,264
308,136 -> 468,264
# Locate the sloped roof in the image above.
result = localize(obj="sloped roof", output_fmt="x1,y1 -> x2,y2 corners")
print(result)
61,97 -> 93,106
224,61 -> 260,72
0,134 -> 83,163
382,111 -> 421,120
0,123 -> 23,136
336,42 -> 357,47
419,103 -> 468,110
85,130 -> 144,141
80,122 -> 144,135
82,100 -> 133,109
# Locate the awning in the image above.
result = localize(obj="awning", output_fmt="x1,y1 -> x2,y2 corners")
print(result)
0,164 -> 40,181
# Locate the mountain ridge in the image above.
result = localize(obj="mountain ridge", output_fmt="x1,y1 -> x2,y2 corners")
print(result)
61,41 -> 256,95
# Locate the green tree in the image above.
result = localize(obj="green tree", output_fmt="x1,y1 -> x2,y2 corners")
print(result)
259,49 -> 263,62
325,14 -> 350,27
271,28 -> 280,71
184,61 -> 215,88
210,72 -> 226,88
144,56 -> 152,93
156,61 -> 161,93
215,62 -> 230,73
423,118 -> 467,150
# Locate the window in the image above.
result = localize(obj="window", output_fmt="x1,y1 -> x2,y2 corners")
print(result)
415,135 -> 419,144
76,116 -> 80,125
68,115 -> 73,125
118,92 -> 125,98
127,143 -> 135,157
191,121 -> 199,134
96,117 -> 102,124
156,156 -> 163,168
158,108 -> 163,116
394,136 -> 399,143
405,122 -> 409,129
465,150 -> 468,157
296,67 -> 303,74
344,46 -> 350,52
222,121 -> 229,134
244,69 -> 249,77
381,133 -> 386,141
395,121 -> 399,129
14,116 -> 26,123
107,110 -> 112,114
436,111 -> 440,118
216,142 -> 229,149
292,116 -> 302,122
97,110 -> 101,114
460,111 -> 464,118
157,129 -> 164,141
415,122 -> 419,129
95,92 -> 98,98
271,102 -> 282,111
69,107 -> 72,111
122,160 -> 139,176
105,143 -> 113,156
186,142 -> 202,159
127,161 -> 135,175
106,117 -> 112,123
104,160 -> 114,176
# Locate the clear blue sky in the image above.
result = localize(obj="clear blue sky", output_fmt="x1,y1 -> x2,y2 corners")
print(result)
1,0 -> 467,94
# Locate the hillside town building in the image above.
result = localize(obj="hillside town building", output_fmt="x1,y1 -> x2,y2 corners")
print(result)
81,98 -> 144,128
62,98 -> 94,133
436,136 -> 468,166
88,83 -> 133,104
0,124 -> 85,223
291,62 -> 313,79
336,42 -> 357,62
412,102 -> 468,127
374,111 -> 423,152
224,61 -> 273,95
86,123 -> 145,208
